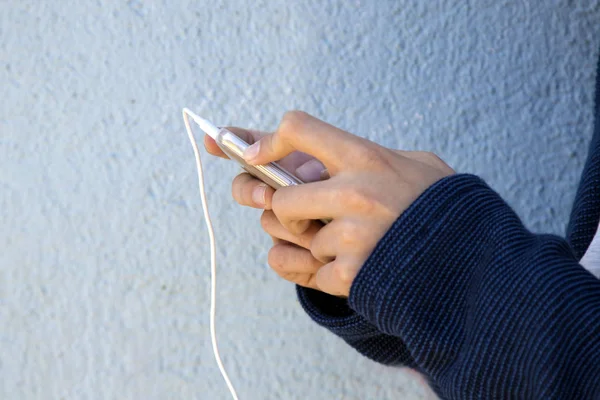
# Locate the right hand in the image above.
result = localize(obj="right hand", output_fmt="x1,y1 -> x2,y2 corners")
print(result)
205,125 -> 453,294
205,129 -> 327,290
204,128 -> 327,210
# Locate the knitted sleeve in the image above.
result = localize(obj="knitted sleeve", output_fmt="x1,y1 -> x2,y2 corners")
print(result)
297,174 -> 600,399
296,285 -> 417,368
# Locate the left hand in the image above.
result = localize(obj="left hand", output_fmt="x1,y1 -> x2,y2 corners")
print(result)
242,111 -> 455,297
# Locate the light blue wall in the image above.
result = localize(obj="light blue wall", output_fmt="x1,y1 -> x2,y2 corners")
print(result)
1,1 -> 599,399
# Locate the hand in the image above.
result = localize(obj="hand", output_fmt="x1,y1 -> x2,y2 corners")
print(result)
205,127 -> 327,291
204,128 -> 326,209
241,111 -> 455,297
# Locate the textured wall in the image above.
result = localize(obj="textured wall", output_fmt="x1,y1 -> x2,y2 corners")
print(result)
1,1 -> 599,399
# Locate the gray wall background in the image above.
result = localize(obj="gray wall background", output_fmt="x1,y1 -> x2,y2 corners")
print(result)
2,1 -> 599,399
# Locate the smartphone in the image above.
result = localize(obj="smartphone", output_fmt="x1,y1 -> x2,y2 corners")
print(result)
217,128 -> 332,225
214,127 -> 305,190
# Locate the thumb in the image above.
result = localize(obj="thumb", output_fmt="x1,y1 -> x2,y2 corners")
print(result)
242,111 -> 363,174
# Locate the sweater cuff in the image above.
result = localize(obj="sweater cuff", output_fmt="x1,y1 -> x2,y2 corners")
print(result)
296,286 -> 381,338
348,173 -> 521,336
297,285 -> 417,366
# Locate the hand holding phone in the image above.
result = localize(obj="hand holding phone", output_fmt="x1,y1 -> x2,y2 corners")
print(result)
183,109 -> 330,224
183,109 -> 305,189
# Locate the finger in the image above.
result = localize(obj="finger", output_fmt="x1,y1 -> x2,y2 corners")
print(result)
268,243 -> 322,290
204,127 -> 269,159
225,127 -> 269,144
284,219 -> 312,237
275,151 -> 316,173
315,256 -> 359,297
242,111 -> 365,173
260,210 -> 322,250
295,158 -> 327,182
230,127 -> 317,173
309,218 -> 374,264
203,134 -> 228,158
309,219 -> 340,264
271,177 -> 348,223
231,172 -> 275,209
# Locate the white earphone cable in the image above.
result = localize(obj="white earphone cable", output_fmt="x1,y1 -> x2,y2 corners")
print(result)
183,109 -> 239,400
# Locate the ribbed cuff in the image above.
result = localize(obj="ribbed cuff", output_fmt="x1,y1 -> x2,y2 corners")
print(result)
297,285 -> 417,366
296,286 -> 381,338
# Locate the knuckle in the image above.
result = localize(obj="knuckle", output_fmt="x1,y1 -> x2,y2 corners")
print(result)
309,235 -> 328,263
262,187 -> 274,209
231,175 -> 244,203
260,211 -> 273,232
353,145 -> 383,168
231,173 -> 255,205
271,190 -> 282,213
299,222 -> 319,249
339,186 -> 376,213
267,245 -> 286,271
271,189 -> 289,216
280,110 -> 309,136
203,142 -> 215,154
339,220 -> 361,246
424,152 -> 453,173
289,219 -> 310,236
296,274 -> 313,288
333,261 -> 354,285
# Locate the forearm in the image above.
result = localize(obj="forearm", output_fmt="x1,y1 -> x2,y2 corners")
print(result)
348,174 -> 600,399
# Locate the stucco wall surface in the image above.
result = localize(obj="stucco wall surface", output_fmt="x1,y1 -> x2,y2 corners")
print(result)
1,1 -> 599,399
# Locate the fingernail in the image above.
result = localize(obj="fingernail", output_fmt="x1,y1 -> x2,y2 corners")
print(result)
252,184 -> 267,207
295,159 -> 325,182
243,142 -> 260,162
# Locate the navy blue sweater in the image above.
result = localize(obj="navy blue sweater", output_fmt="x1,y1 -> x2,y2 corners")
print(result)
296,53 -> 600,399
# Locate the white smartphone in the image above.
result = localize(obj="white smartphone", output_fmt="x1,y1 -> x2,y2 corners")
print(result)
214,127 -> 306,189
